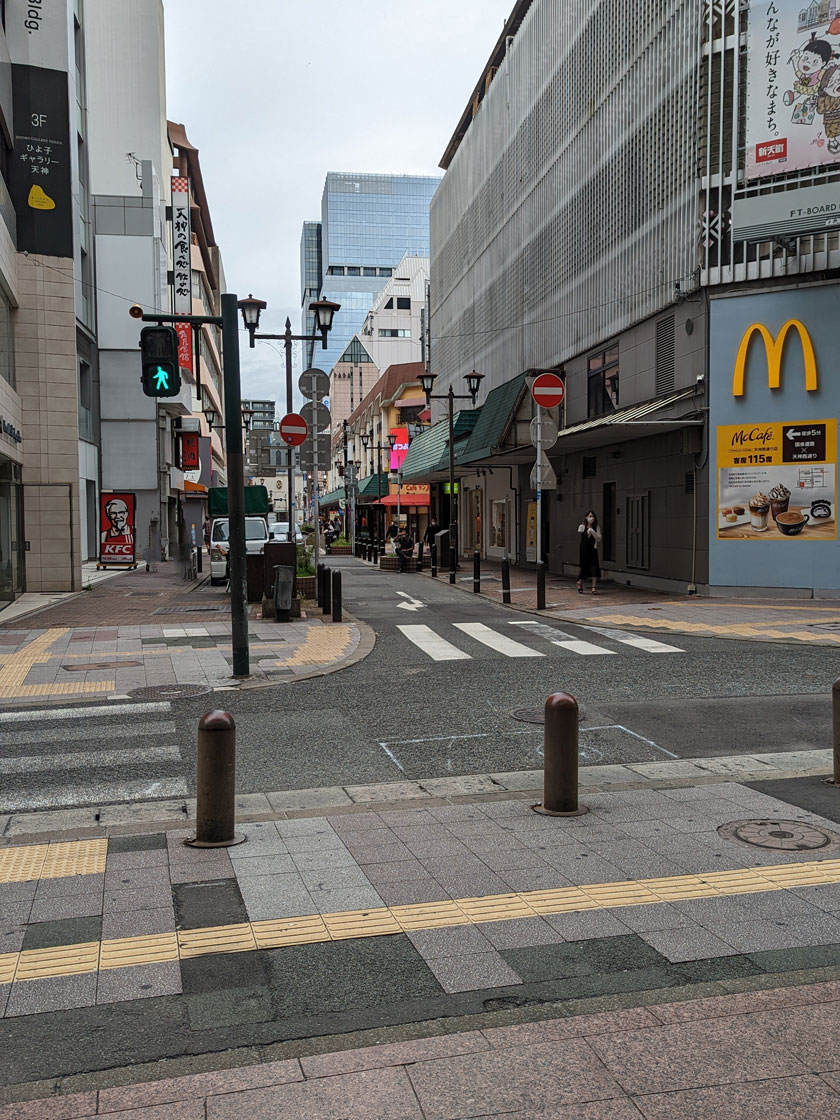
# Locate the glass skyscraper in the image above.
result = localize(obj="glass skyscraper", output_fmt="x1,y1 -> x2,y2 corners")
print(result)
300,172 -> 440,373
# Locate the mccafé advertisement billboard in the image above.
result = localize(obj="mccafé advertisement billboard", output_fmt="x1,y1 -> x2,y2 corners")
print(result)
709,287 -> 840,588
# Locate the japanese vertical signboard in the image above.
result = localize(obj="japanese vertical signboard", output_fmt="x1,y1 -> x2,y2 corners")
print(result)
716,419 -> 836,540
99,492 -> 137,567
171,177 -> 192,314
746,0 -> 840,180
389,427 -> 410,471
10,65 -> 73,257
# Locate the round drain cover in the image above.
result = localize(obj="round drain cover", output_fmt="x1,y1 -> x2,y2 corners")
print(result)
718,818 -> 840,852
511,705 -> 586,725
127,684 -> 213,700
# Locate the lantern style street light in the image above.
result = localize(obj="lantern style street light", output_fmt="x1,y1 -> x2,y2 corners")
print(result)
421,371 -> 484,584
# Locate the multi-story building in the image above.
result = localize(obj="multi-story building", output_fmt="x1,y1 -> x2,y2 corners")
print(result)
426,0 -> 840,595
241,399 -> 275,430
299,172 -> 440,377
330,255 -> 429,429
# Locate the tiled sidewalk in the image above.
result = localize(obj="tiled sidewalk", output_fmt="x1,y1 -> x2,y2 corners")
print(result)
0,618 -> 362,704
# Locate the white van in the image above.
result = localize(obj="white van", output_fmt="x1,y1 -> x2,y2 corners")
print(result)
209,517 -> 269,585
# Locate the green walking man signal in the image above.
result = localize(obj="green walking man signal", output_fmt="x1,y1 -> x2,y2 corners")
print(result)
139,325 -> 181,398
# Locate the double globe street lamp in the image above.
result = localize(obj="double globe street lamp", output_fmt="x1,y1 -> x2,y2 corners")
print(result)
237,295 -> 340,539
419,370 -> 484,584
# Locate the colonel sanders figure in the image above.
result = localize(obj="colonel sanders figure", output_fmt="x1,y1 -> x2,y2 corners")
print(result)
101,497 -> 134,559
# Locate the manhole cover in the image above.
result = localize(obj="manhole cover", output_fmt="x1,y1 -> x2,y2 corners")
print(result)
512,705 -> 586,724
718,818 -> 840,852
127,684 -> 213,700
62,660 -> 142,672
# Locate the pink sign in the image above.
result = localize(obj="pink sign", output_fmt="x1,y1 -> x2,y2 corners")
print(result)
390,426 -> 410,471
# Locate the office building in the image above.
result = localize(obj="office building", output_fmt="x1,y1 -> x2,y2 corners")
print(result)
300,172 -> 440,377
241,399 -> 276,431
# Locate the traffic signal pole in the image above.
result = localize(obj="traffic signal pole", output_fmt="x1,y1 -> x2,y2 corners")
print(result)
132,297 -> 249,678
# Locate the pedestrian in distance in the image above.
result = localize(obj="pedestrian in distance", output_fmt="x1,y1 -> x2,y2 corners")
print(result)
424,517 -> 440,544
386,519 -> 399,554
576,510 -> 602,595
396,528 -> 415,572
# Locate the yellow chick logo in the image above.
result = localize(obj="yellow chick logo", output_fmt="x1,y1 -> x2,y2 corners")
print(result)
28,184 -> 55,210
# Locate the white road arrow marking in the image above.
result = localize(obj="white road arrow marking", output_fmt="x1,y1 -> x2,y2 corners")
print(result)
396,591 -> 425,612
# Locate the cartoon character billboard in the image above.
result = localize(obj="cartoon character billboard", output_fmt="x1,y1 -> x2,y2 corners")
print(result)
746,0 -> 840,180
99,492 -> 136,566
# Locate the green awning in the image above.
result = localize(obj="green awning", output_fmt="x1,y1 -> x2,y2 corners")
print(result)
357,473 -> 390,500
320,487 -> 345,507
459,374 -> 527,464
401,410 -> 481,482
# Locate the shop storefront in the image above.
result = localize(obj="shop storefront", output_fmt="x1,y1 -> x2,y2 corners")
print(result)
709,285 -> 840,594
0,455 -> 23,601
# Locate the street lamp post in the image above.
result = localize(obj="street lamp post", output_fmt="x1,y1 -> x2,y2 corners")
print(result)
361,428 -> 396,549
420,371 -> 484,584
238,295 -> 339,542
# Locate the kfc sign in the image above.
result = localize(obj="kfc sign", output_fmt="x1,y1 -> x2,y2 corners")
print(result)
99,492 -> 136,566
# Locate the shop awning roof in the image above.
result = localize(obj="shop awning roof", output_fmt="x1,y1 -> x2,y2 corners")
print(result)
395,396 -> 426,409
357,473 -> 391,499
552,387 -> 703,452
320,487 -> 345,507
401,410 -> 481,481
459,373 -> 528,465
373,492 -> 431,507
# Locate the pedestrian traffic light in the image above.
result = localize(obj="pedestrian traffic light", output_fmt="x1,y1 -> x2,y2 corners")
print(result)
140,325 -> 181,397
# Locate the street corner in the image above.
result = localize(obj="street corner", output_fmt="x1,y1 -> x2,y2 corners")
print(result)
249,617 -> 373,684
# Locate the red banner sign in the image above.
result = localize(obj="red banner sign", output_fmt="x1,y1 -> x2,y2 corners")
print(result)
389,426 -> 410,470
180,432 -> 200,470
175,321 -> 193,372
99,492 -> 136,566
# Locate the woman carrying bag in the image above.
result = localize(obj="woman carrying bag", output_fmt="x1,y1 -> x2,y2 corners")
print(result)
576,510 -> 602,595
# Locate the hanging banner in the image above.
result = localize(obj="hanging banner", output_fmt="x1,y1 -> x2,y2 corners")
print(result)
389,426 -> 410,471
526,500 -> 537,562
180,432 -> 200,471
99,492 -> 137,567
716,419 -> 837,540
175,321 -> 193,374
746,1 -> 840,180
171,176 -> 192,314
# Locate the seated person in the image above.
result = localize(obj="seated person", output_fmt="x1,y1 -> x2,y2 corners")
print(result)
395,529 -> 415,571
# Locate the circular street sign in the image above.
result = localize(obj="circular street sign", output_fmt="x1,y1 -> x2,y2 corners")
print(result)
301,400 -> 331,432
529,415 -> 559,449
298,368 -> 330,400
279,412 -> 308,447
531,372 -> 565,409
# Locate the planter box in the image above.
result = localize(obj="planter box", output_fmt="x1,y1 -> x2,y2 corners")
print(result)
297,575 -> 316,599
380,556 -> 418,572
327,545 -> 353,555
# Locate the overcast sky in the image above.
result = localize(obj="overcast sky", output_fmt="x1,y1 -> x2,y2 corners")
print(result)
162,0 -> 513,407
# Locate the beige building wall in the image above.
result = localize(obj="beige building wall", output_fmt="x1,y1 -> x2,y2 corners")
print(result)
16,254 -> 82,593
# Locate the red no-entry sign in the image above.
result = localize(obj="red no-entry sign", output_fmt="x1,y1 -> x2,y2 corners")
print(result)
278,412 -> 308,447
531,372 -> 565,409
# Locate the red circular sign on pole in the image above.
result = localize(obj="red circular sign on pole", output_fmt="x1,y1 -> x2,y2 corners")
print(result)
531,372 -> 565,409
279,412 -> 308,447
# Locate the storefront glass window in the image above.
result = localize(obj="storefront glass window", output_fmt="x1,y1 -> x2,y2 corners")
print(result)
0,287 -> 14,388
0,475 -> 22,599
491,500 -> 506,549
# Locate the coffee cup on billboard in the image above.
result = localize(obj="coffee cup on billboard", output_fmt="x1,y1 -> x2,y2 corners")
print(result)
776,510 -> 810,536
769,483 -> 791,521
748,492 -> 771,531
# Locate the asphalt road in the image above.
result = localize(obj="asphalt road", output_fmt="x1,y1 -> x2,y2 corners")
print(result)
2,557 -> 839,814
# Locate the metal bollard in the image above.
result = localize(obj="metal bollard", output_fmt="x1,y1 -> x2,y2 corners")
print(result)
332,570 -> 342,623
537,561 -> 546,610
322,565 -> 332,614
533,693 -> 588,817
316,563 -> 325,607
185,711 -> 245,847
829,678 -> 840,786
417,541 -> 424,571
366,542 -> 373,563
473,550 -> 481,594
501,558 -> 511,604
372,543 -> 379,565
430,541 -> 437,578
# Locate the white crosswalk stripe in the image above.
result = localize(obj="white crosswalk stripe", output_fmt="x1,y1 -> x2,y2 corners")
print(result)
0,701 -> 187,814
452,622 -> 544,658
397,624 -> 472,661
508,621 -> 615,655
581,625 -> 685,654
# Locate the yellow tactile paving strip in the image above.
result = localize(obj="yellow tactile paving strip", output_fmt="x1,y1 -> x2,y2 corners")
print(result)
580,612 -> 840,644
0,839 -> 107,884
0,629 -> 116,697
5,854 -> 840,984
271,623 -> 355,668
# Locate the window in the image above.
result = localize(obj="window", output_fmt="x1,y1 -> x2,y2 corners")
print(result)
378,328 -> 410,338
587,345 -> 619,418
396,297 -> 411,310
363,267 -> 377,277
347,266 -> 360,276
327,266 -> 344,276
78,360 -> 93,441
0,288 -> 14,389
582,456 -> 597,479
655,316 -> 675,395
384,298 -> 393,309
378,267 -> 392,277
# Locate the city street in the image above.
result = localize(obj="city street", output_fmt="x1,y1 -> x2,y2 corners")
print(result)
1,557 -> 839,823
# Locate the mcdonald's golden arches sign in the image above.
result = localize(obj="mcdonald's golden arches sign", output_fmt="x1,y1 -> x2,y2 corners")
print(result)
732,320 -> 818,397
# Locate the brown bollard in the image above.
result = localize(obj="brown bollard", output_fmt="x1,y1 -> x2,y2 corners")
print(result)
832,678 -> 840,786
533,693 -> 588,817
185,711 -> 245,847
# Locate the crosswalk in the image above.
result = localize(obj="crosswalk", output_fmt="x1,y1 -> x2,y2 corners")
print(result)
0,701 -> 188,813
396,620 -> 684,662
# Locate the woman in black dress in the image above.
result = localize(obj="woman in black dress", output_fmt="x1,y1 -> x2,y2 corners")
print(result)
576,510 -> 602,594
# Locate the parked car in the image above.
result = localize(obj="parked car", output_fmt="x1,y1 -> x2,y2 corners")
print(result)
268,521 -> 304,544
209,516 -> 269,585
